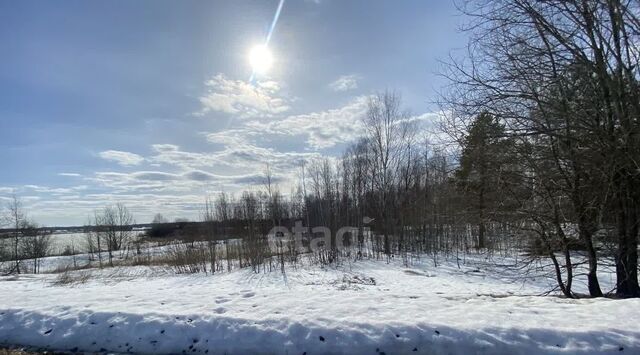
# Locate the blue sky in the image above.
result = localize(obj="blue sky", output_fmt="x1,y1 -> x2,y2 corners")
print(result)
0,0 -> 467,226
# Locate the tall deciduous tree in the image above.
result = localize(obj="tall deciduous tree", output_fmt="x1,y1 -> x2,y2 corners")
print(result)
362,91 -> 413,255
444,0 -> 640,297
7,194 -> 26,274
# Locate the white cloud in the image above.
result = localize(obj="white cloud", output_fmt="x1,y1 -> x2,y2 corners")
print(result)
90,171 -> 196,194
214,143 -> 319,171
399,112 -> 440,125
198,74 -> 290,119
22,185 -> 88,195
246,96 -> 369,149
329,74 -> 359,92
0,187 -> 15,194
205,129 -> 255,147
89,168 -> 283,193
144,142 -> 315,179
148,144 -> 218,170
99,150 -> 144,166
58,173 -> 82,177
204,128 -> 321,171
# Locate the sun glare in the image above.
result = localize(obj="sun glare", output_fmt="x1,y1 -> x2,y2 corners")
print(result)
249,44 -> 273,75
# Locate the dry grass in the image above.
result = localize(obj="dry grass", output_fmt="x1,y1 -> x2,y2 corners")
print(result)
51,270 -> 91,286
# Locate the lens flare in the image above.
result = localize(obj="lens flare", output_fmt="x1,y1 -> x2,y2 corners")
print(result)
249,0 -> 284,81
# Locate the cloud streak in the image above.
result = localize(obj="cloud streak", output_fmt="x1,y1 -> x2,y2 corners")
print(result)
99,150 -> 145,166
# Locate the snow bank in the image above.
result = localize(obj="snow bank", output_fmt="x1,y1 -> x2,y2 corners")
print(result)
1,259 -> 639,354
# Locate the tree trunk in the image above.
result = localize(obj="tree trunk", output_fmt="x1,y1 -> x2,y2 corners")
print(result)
616,193 -> 640,298
579,226 -> 603,297
478,220 -> 486,250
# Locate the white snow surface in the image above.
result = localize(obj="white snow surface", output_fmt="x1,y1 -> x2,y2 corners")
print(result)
1,257 -> 639,354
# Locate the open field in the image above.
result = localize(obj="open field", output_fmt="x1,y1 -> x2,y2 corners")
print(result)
1,253 -> 638,354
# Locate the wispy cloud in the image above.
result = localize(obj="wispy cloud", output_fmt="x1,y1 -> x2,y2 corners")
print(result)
206,129 -> 256,147
329,74 -> 359,92
246,96 -> 369,149
99,150 -> 144,166
198,74 -> 290,119
205,134 -> 317,171
0,187 -> 15,195
22,184 -> 88,195
146,142 -> 317,177
148,144 -> 218,170
90,169 -> 281,192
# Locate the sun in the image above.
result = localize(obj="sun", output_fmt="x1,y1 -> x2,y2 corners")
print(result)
249,44 -> 273,75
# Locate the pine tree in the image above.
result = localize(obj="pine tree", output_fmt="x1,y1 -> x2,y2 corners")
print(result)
455,112 -> 508,249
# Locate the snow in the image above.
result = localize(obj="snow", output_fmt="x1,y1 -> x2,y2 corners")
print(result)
47,232 -> 88,254
1,257 -> 639,354
13,240 -> 179,273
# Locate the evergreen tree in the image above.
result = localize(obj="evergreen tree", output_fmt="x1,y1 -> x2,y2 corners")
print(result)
455,112 -> 509,249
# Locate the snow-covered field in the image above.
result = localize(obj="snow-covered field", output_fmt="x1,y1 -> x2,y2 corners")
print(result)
47,232 -> 87,254
1,257 -> 639,354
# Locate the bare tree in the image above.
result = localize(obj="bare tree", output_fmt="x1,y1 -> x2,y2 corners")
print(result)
93,203 -> 135,267
85,213 -> 103,267
20,223 -> 52,274
0,204 -> 8,264
7,194 -> 26,274
441,0 -> 640,297
362,91 -> 413,256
